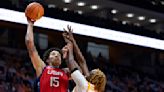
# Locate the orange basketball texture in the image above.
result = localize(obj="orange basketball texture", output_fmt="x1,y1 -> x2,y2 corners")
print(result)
25,2 -> 44,21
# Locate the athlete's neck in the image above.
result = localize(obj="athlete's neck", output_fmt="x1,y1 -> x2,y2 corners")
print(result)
49,65 -> 59,68
48,63 -> 60,68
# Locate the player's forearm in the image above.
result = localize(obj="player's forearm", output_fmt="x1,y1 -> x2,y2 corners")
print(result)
73,40 -> 86,63
66,59 -> 77,72
26,23 -> 34,42
65,47 -> 78,72
25,23 -> 35,49
72,40 -> 89,76
25,23 -> 37,56
67,51 -> 77,71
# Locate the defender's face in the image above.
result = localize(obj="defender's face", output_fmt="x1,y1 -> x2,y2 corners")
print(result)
48,50 -> 62,66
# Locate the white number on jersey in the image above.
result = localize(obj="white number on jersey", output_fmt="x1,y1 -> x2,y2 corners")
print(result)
50,77 -> 59,87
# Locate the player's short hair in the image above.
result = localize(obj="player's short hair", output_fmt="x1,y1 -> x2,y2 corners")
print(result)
43,48 -> 62,64
86,69 -> 106,92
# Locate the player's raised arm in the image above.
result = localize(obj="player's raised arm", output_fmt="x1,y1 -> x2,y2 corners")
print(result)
25,19 -> 46,77
64,42 -> 89,91
63,25 -> 90,76
25,2 -> 45,77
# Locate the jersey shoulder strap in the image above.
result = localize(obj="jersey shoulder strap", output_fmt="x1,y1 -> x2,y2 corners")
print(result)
87,82 -> 95,92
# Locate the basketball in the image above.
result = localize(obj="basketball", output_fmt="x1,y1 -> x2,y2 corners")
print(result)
25,2 -> 44,21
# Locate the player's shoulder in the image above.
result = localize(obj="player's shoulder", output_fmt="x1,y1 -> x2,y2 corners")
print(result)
46,66 -> 52,69
88,82 -> 95,91
62,68 -> 70,74
62,68 -> 71,79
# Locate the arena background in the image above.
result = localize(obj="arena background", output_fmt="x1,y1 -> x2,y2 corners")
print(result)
0,0 -> 164,91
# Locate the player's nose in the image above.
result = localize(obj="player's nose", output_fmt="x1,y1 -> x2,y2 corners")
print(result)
54,54 -> 59,57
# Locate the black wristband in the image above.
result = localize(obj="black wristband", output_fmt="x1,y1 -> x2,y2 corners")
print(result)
71,68 -> 78,74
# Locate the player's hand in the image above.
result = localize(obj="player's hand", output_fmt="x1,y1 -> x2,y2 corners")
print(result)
67,25 -> 74,42
62,45 -> 69,59
62,43 -> 73,60
27,17 -> 35,25
63,25 -> 75,42
67,43 -> 73,53
62,32 -> 71,43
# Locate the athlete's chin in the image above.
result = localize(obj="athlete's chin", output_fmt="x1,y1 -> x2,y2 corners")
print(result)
52,62 -> 61,66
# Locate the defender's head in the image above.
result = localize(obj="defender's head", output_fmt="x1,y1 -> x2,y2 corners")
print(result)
86,69 -> 106,92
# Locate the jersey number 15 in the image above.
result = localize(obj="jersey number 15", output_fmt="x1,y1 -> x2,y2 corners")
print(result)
50,77 -> 59,87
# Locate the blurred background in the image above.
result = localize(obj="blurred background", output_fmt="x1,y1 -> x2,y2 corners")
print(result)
1,0 -> 164,92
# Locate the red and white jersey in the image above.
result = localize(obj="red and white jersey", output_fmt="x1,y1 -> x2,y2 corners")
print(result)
40,66 -> 69,92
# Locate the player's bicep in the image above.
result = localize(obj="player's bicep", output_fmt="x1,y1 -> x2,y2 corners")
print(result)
62,68 -> 72,80
27,46 -> 46,72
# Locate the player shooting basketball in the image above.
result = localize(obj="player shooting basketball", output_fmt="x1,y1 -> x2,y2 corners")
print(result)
25,18 -> 70,92
63,26 -> 107,92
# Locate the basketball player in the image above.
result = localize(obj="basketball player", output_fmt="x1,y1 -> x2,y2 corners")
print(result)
63,26 -> 106,92
25,19 -> 69,92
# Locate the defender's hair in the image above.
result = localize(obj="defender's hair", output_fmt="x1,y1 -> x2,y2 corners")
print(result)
86,69 -> 106,92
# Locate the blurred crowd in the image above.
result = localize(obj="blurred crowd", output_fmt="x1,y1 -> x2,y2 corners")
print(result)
0,48 -> 35,92
86,52 -> 164,92
0,47 -> 164,92
105,67 -> 164,92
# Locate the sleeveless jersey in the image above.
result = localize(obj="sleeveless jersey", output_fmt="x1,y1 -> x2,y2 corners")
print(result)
73,82 -> 95,92
86,82 -> 95,92
40,66 -> 69,92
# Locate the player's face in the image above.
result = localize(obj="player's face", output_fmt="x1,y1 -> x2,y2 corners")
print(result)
48,50 -> 62,66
